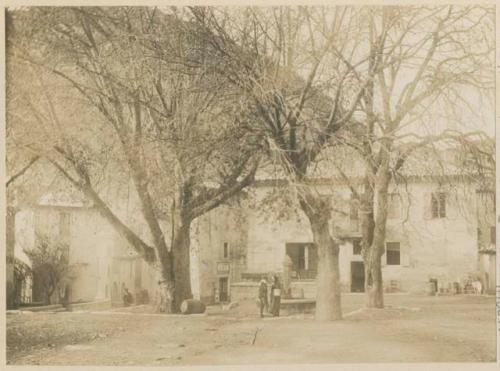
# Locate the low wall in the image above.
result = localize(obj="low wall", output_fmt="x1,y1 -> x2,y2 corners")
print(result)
232,279 -> 418,302
68,299 -> 112,312
281,299 -> 316,314
20,303 -> 64,312
231,281 -> 321,302
290,281 -> 317,298
231,282 -> 259,302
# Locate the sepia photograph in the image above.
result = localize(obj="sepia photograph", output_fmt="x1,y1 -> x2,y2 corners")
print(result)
3,2 -> 498,367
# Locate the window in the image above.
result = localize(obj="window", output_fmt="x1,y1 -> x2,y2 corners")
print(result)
431,192 -> 446,219
350,198 -> 359,221
490,226 -> 496,244
386,242 -> 400,265
223,242 -> 229,259
352,239 -> 362,255
387,193 -> 401,219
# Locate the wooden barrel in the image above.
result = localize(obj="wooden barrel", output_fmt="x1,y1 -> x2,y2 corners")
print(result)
180,299 -> 206,314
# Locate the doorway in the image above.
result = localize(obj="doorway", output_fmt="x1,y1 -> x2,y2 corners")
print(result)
219,277 -> 229,302
285,243 -> 318,279
351,262 -> 365,292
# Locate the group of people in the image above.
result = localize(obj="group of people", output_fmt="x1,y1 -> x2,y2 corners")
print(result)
257,275 -> 282,318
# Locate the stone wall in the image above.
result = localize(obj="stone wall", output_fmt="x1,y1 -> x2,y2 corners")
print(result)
230,281 -> 336,302
191,205 -> 248,303
14,175 -> 493,310
14,205 -> 160,305
229,180 -> 491,295
69,299 -> 112,311
230,282 -> 260,302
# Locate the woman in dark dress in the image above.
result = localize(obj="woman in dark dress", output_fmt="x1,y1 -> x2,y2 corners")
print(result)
270,275 -> 282,317
258,279 -> 268,318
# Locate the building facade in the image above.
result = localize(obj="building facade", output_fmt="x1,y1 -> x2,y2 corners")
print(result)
10,173 -> 495,307
197,177 -> 496,301
13,201 -> 160,305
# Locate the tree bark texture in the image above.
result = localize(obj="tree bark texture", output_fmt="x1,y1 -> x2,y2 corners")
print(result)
300,193 -> 342,321
364,249 -> 384,308
171,219 -> 193,311
363,160 -> 391,309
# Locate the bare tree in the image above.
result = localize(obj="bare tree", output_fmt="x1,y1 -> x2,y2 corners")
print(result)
187,6 -> 380,320
7,7 -> 261,312
330,5 -> 494,307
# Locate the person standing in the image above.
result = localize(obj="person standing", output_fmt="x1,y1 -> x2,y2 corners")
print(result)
270,275 -> 282,317
122,287 -> 133,307
257,279 -> 268,318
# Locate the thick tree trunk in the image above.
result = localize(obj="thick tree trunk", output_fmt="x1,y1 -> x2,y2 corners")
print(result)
360,40 -> 386,309
363,164 -> 391,309
311,217 -> 342,320
154,264 -> 174,313
365,249 -> 384,308
359,182 -> 383,308
300,193 -> 342,321
171,219 -> 193,311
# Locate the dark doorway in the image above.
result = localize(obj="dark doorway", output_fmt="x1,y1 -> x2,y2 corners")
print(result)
219,277 -> 229,302
285,243 -> 317,279
351,262 -> 365,292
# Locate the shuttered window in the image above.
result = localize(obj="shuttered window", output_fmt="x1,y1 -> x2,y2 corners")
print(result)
352,239 -> 362,255
386,242 -> 400,265
431,192 -> 446,219
349,198 -> 359,221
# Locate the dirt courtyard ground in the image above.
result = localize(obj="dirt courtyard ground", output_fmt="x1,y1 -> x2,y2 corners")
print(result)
6,294 -> 496,366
